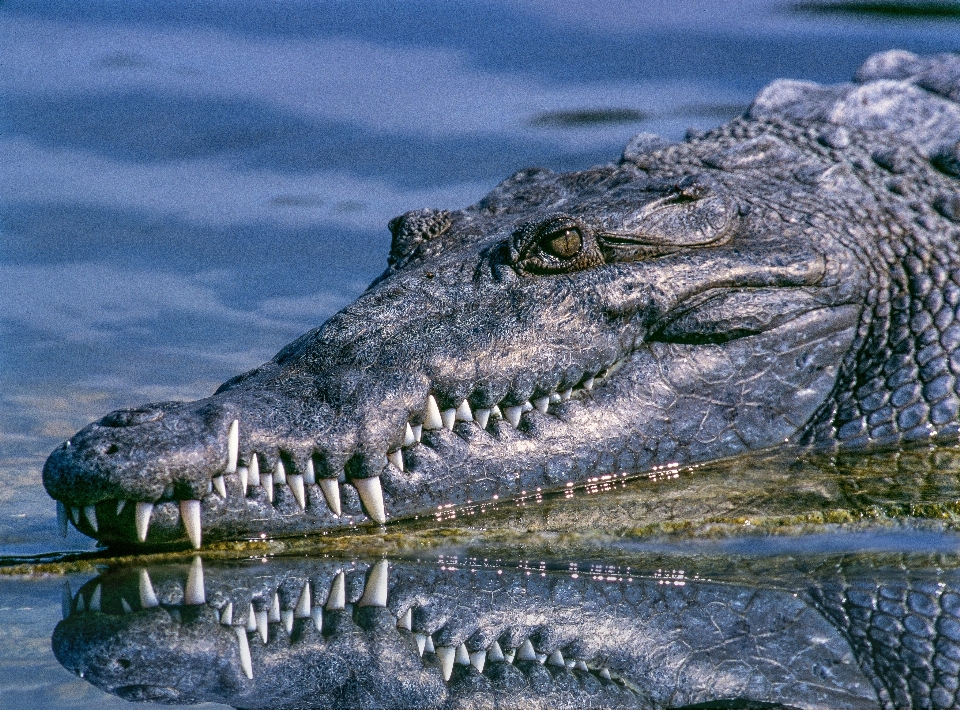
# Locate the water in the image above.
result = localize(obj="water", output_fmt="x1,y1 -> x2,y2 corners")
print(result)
1,0 -> 960,707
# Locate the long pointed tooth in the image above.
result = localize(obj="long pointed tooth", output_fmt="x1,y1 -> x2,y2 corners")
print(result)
412,424 -> 422,442
256,609 -> 268,643
582,376 -> 595,391
57,501 -> 68,538
455,644 -> 470,665
179,500 -> 202,549
402,423 -> 416,447
262,472 -> 274,503
139,569 -> 159,608
304,458 -> 316,484
415,633 -> 427,656
424,635 -> 435,654
326,571 -> 346,610
115,499 -> 126,517
599,668 -> 611,680
437,647 -> 455,681
83,505 -> 98,533
288,474 -> 306,509
185,556 -> 205,605
121,598 -> 133,614
474,408 -> 490,429
89,584 -> 102,612
61,581 -> 72,619
269,592 -> 281,623
470,650 -> 486,672
533,396 -> 550,414
135,502 -> 154,542
319,478 -> 341,516
503,405 -> 524,427
238,466 -> 249,495
423,395 -> 443,430
547,650 -> 565,667
221,601 -> 234,626
487,642 -> 504,662
441,408 -> 456,430
249,454 -> 261,486
274,460 -> 286,485
234,627 -> 253,679
355,476 -> 386,524
397,608 -> 412,631
245,604 -> 257,632
212,476 -> 227,498
70,507 -> 80,525
517,639 -> 537,661
226,419 -> 239,473
294,582 -> 311,618
281,610 -> 294,635
455,400 -> 473,421
387,449 -> 404,472
359,560 -> 389,607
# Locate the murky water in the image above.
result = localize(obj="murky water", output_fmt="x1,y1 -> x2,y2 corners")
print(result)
2,1 -> 960,707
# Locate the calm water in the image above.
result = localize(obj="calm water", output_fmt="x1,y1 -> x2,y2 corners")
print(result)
2,1 -> 960,708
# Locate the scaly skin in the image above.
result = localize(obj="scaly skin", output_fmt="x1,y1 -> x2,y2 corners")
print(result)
43,50 -> 960,547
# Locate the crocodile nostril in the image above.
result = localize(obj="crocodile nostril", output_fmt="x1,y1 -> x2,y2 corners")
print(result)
106,444 -> 119,455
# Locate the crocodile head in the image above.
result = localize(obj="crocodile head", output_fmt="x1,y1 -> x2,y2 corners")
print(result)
44,118 -> 881,547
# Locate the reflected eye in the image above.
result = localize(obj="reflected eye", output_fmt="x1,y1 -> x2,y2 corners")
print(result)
541,227 -> 583,259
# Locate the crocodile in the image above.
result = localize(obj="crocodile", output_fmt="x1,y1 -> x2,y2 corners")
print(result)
42,50 -> 960,548
52,554 -> 960,709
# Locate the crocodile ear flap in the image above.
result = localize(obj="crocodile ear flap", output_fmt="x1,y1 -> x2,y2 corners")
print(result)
597,174 -> 737,260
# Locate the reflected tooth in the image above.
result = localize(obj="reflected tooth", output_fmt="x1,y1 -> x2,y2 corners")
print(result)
533,396 -> 550,414
269,593 -> 281,623
180,500 -> 202,549
221,601 -> 234,626
549,392 -> 561,404
423,395 -> 443,430
326,571 -> 346,610
115,499 -> 126,517
57,501 -> 68,538
414,633 -> 427,656
212,476 -> 227,498
503,405 -> 524,427
412,424 -> 422,442
249,454 -> 261,486
294,582 -> 311,618
185,556 -> 205,605
234,627 -> 253,679
547,650 -> 565,667
355,476 -> 386,524
311,607 -> 323,631
288,474 -> 306,510
455,644 -> 470,665
139,570 -> 159,608
226,419 -> 239,473
517,639 -> 537,661
121,598 -> 133,614
319,478 -> 341,516
487,642 -> 504,662
359,560 -> 389,607
559,388 -> 572,401
245,604 -> 257,632
437,647 -> 455,681
135,502 -> 154,543
582,377 -> 595,391
397,608 -> 412,631
281,610 -> 294,634
441,408 -> 456,430
83,505 -> 98,533
424,635 -> 435,654
469,650 -> 486,672
262,472 -> 274,503
304,458 -> 316,485
387,450 -> 404,472
238,466 -> 249,495
256,609 -> 268,643
89,584 -> 102,612
61,581 -> 71,620
455,400 -> 473,421
475,408 -> 490,429
274,460 -> 286,485
402,423 -> 416,447
599,668 -> 611,680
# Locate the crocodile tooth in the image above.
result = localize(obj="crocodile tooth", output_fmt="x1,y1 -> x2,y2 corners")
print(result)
226,420 -> 238,473
533,396 -> 550,413
115,499 -> 126,517
490,405 -> 502,419
311,607 -> 323,631
120,598 -> 133,614
135,502 -> 154,542
355,476 -> 386,524
83,505 -> 98,532
262,472 -> 274,503
75,594 -> 85,612
536,653 -> 547,664
206,480 -> 213,494
288,474 -> 306,509
547,650 -> 565,667
269,593 -> 281,623
424,635 -> 435,654
582,376 -> 595,391
185,556 -> 205,605
56,501 -> 68,538
402,423 -> 416,447
559,388 -> 572,401
326,571 -> 346,610
304,458 -> 316,484
359,560 -> 389,607
70,506 -> 80,525
221,601 -> 234,626
503,647 -> 516,664
441,408 -> 456,430
423,395 -> 443,430
256,609 -> 268,643
235,627 -> 253,679
411,424 -> 423,442
89,584 -> 102,612
281,610 -> 294,634
455,643 -> 470,665
414,633 -> 427,655
437,647 -> 455,681
503,405 -> 524,427
237,466 -> 249,495
61,581 -> 71,619
294,582 -> 311,618
574,660 -> 589,671
487,641 -> 504,662
566,659 -> 576,668
549,392 -> 561,403
521,400 -> 533,412
249,454 -> 261,486
455,400 -> 473,421
517,639 -> 537,661
474,408 -> 491,429
387,449 -> 404,472
245,603 -> 257,632
470,650 -> 486,672
139,569 -> 159,608
179,500 -> 202,549
397,608 -> 412,630
318,478 -> 341,516
599,668 -> 611,680
274,460 -> 286,485
212,476 -> 227,498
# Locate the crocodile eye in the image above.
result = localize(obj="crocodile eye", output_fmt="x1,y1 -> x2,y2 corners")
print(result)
509,215 -> 604,275
540,226 -> 583,259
